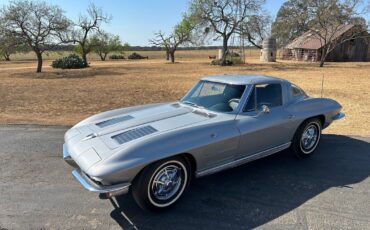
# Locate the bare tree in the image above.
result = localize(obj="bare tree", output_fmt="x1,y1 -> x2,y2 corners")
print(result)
150,15 -> 196,63
62,4 -> 111,66
150,32 -> 171,61
238,13 -> 272,49
0,0 -> 70,72
307,0 -> 369,67
190,0 -> 265,65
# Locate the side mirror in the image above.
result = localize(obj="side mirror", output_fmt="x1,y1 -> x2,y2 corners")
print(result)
254,105 -> 270,117
262,105 -> 270,113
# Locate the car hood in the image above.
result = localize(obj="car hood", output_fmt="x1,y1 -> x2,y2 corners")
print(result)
64,103 -> 213,171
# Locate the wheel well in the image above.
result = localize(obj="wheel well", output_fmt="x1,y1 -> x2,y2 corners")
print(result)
133,153 -> 197,183
302,115 -> 325,128
314,115 -> 325,127
179,153 -> 197,176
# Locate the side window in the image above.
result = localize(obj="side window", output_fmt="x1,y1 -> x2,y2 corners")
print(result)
243,83 -> 283,112
291,84 -> 305,98
244,86 -> 256,112
255,83 -> 282,109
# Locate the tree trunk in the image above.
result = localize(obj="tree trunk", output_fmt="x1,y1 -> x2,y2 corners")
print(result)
166,49 -> 170,60
169,50 -> 175,63
221,36 -> 229,66
319,48 -> 327,67
4,53 -> 10,61
319,59 -> 325,67
82,51 -> 88,67
36,51 -> 43,73
99,52 -> 106,61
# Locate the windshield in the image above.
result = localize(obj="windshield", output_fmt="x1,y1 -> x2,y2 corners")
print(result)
181,80 -> 246,113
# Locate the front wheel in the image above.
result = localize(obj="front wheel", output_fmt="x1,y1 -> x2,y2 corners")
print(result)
132,156 -> 190,211
291,118 -> 322,157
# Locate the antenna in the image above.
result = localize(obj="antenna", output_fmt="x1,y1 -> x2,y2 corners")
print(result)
321,74 -> 325,98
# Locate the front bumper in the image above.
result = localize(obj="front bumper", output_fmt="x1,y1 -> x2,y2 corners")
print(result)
63,144 -> 131,198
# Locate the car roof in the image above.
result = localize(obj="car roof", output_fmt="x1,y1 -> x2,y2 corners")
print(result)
201,74 -> 288,85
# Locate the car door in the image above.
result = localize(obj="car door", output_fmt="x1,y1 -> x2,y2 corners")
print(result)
235,83 -> 294,159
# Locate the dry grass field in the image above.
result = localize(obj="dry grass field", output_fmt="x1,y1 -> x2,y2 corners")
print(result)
0,49 -> 369,136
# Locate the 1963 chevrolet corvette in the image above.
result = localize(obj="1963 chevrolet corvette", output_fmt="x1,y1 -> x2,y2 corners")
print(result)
63,75 -> 344,211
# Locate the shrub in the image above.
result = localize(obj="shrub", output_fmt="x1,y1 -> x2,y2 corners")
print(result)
230,57 -> 244,64
109,54 -> 125,60
210,52 -> 244,66
229,52 -> 240,57
210,57 -> 243,66
128,52 -> 148,59
51,54 -> 86,69
211,59 -> 233,66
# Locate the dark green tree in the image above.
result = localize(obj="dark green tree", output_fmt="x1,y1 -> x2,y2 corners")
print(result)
271,0 -> 310,47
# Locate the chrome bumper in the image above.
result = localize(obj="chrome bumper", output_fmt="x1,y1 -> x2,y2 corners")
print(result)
72,170 -> 130,198
63,144 -> 131,198
333,112 -> 345,121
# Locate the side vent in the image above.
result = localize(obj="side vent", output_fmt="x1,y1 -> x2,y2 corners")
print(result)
112,126 -> 157,144
96,115 -> 134,128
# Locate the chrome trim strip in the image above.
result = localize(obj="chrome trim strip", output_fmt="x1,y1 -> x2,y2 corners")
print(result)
72,170 -> 130,196
333,112 -> 345,121
196,142 -> 291,177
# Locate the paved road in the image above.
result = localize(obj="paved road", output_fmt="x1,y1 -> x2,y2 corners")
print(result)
0,125 -> 370,230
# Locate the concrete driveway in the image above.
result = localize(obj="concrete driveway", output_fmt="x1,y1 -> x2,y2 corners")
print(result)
0,125 -> 370,230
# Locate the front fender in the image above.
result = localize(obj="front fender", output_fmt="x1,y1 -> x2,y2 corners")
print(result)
90,119 -> 240,184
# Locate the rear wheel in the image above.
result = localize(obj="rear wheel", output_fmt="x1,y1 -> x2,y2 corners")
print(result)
132,156 -> 190,211
291,118 -> 322,157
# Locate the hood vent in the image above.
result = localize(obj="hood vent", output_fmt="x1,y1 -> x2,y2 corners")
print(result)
171,103 -> 181,108
192,110 -> 216,118
112,125 -> 157,144
96,115 -> 134,128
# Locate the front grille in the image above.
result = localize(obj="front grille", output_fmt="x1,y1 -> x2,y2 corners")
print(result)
112,126 -> 158,144
96,115 -> 134,128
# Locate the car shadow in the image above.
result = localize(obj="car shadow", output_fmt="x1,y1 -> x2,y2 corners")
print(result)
108,134 -> 370,229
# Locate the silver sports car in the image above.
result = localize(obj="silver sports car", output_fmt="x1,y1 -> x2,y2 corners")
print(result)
63,75 -> 344,211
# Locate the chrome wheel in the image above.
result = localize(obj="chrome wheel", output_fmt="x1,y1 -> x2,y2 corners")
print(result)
300,123 -> 320,154
147,160 -> 188,208
151,165 -> 182,200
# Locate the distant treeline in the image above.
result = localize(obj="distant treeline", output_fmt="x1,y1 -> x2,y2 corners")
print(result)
45,45 -> 257,52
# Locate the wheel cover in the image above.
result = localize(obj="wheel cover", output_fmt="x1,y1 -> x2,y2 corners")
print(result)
151,165 -> 182,201
147,160 -> 188,208
300,124 -> 319,153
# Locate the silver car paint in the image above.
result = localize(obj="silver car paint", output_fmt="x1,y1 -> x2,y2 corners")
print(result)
64,75 -> 343,189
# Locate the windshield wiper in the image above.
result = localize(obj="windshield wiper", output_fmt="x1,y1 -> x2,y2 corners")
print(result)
181,101 -> 205,109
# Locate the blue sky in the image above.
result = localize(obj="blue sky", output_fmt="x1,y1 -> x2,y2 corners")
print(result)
0,0 -> 285,45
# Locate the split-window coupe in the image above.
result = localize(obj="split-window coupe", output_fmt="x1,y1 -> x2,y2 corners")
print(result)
63,75 -> 344,211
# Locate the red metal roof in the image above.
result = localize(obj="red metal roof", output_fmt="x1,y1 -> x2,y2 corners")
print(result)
285,24 -> 355,50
